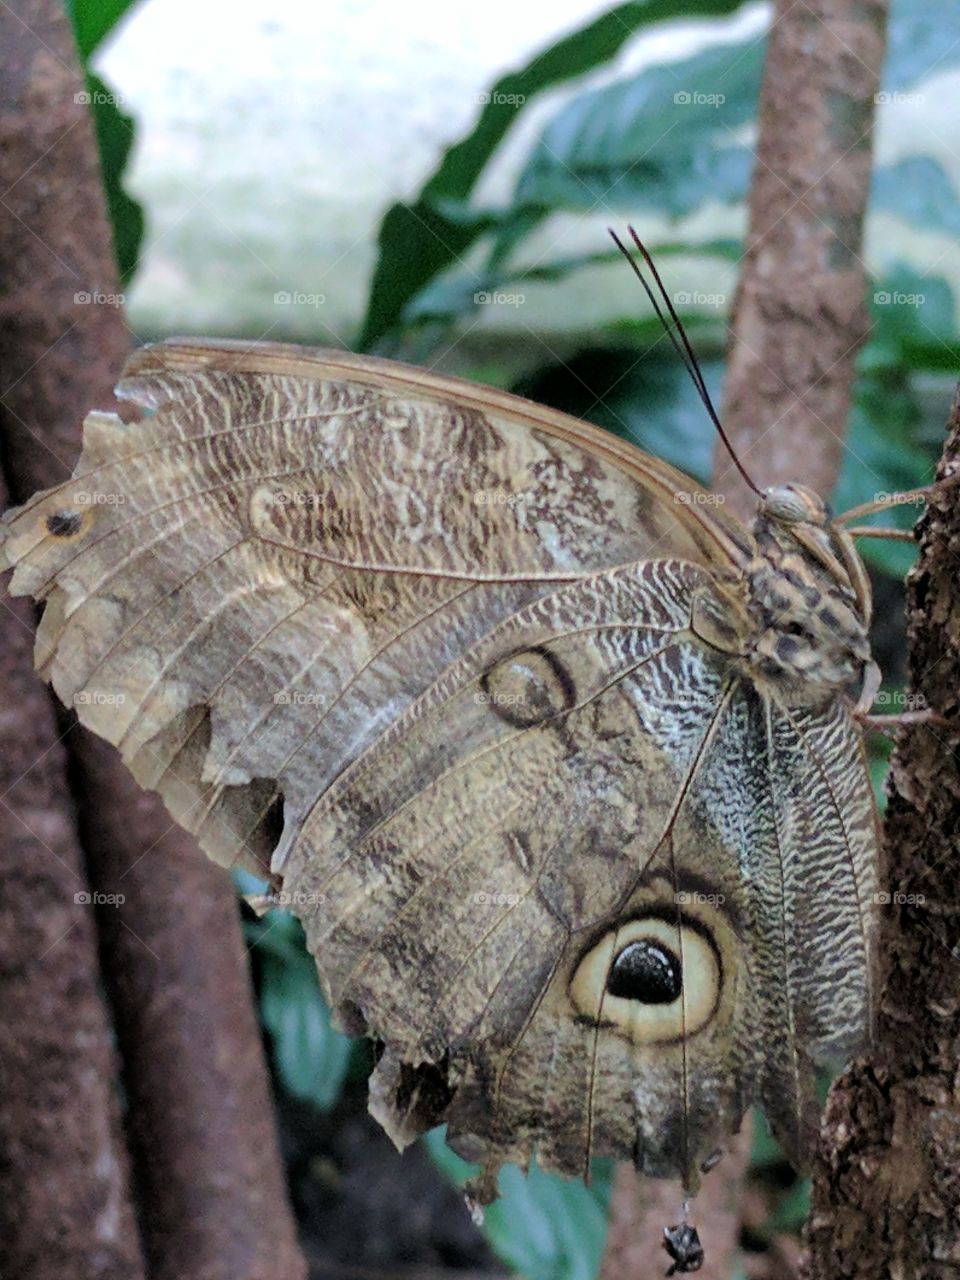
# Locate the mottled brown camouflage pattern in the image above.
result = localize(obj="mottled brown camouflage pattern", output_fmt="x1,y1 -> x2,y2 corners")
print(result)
0,339 -> 879,1199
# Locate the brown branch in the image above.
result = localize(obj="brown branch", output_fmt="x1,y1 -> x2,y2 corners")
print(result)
0,469 -> 147,1280
717,0 -> 887,519
806,394 -> 960,1277
0,3 -> 306,1277
601,1 -> 887,1274
599,1129 -> 752,1280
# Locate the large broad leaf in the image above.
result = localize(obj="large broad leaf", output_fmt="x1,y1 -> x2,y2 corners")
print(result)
236,871 -> 356,1112
404,236 -> 741,334
85,71 -> 144,286
512,39 -> 763,219
884,0 -> 960,92
64,0 -> 146,287
64,0 -> 142,59
466,0 -> 960,293
512,338 -> 724,482
425,1128 -> 613,1280
358,0 -> 751,349
257,939 -> 355,1111
872,155 -> 960,247
506,0 -> 960,234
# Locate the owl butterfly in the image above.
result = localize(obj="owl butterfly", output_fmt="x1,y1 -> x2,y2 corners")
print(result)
0,236 -> 886,1217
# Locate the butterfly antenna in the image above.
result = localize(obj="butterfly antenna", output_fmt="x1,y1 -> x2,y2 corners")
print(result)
608,226 -> 762,498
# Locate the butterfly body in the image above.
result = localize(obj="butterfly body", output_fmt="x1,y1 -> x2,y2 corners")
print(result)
0,338 -> 879,1199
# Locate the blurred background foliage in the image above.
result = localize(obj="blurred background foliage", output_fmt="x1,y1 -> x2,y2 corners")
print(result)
68,0 -> 958,1274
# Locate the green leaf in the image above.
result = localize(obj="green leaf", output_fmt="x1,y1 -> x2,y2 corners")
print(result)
513,340 -> 724,482
749,1107 -> 786,1167
872,156 -> 960,248
512,38 -> 763,220
833,369 -> 927,580
868,732 -> 894,810
869,262 -> 957,359
769,1179 -> 812,1233
84,71 -> 144,285
359,0 -> 751,348
360,202 -> 498,352
884,0 -> 960,92
403,238 -> 740,339
425,1128 -> 612,1280
246,901 -> 355,1112
65,0 -> 142,59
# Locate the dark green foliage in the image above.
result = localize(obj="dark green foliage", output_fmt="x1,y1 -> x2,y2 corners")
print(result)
64,1 -> 145,282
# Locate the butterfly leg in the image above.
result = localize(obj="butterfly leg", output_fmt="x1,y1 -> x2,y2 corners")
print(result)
844,527 -> 916,542
854,707 -> 954,737
836,467 -> 960,530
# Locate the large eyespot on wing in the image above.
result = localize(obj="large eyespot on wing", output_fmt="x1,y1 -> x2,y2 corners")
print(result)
570,913 -> 722,1042
478,646 -> 576,727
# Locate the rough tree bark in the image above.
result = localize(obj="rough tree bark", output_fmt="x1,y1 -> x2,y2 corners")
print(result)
807,396 -> 960,1278
0,470 -> 148,1280
0,3 -> 307,1278
601,2 -> 887,1277
718,0 -> 887,520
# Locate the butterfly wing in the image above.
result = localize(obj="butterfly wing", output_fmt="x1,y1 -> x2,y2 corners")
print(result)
0,338 -> 746,876
0,338 -> 876,1190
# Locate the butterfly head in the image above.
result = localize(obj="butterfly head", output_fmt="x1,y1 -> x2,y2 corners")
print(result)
743,483 -> 874,706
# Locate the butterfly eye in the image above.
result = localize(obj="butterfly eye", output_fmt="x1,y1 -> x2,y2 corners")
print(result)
479,646 -> 575,727
569,915 -> 722,1044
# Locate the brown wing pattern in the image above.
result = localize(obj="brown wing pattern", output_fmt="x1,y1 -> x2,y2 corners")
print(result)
0,340 -> 745,878
0,339 -> 877,1194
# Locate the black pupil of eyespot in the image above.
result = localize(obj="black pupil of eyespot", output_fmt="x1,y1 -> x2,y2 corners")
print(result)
606,939 -> 682,1003
46,510 -> 81,537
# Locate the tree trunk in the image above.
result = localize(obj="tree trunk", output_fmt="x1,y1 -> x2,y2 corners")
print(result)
601,1 -> 887,1275
0,4 -> 307,1277
806,393 -> 960,1278
718,0 -> 886,519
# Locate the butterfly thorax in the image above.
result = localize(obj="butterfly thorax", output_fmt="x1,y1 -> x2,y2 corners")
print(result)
695,484 -> 874,710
